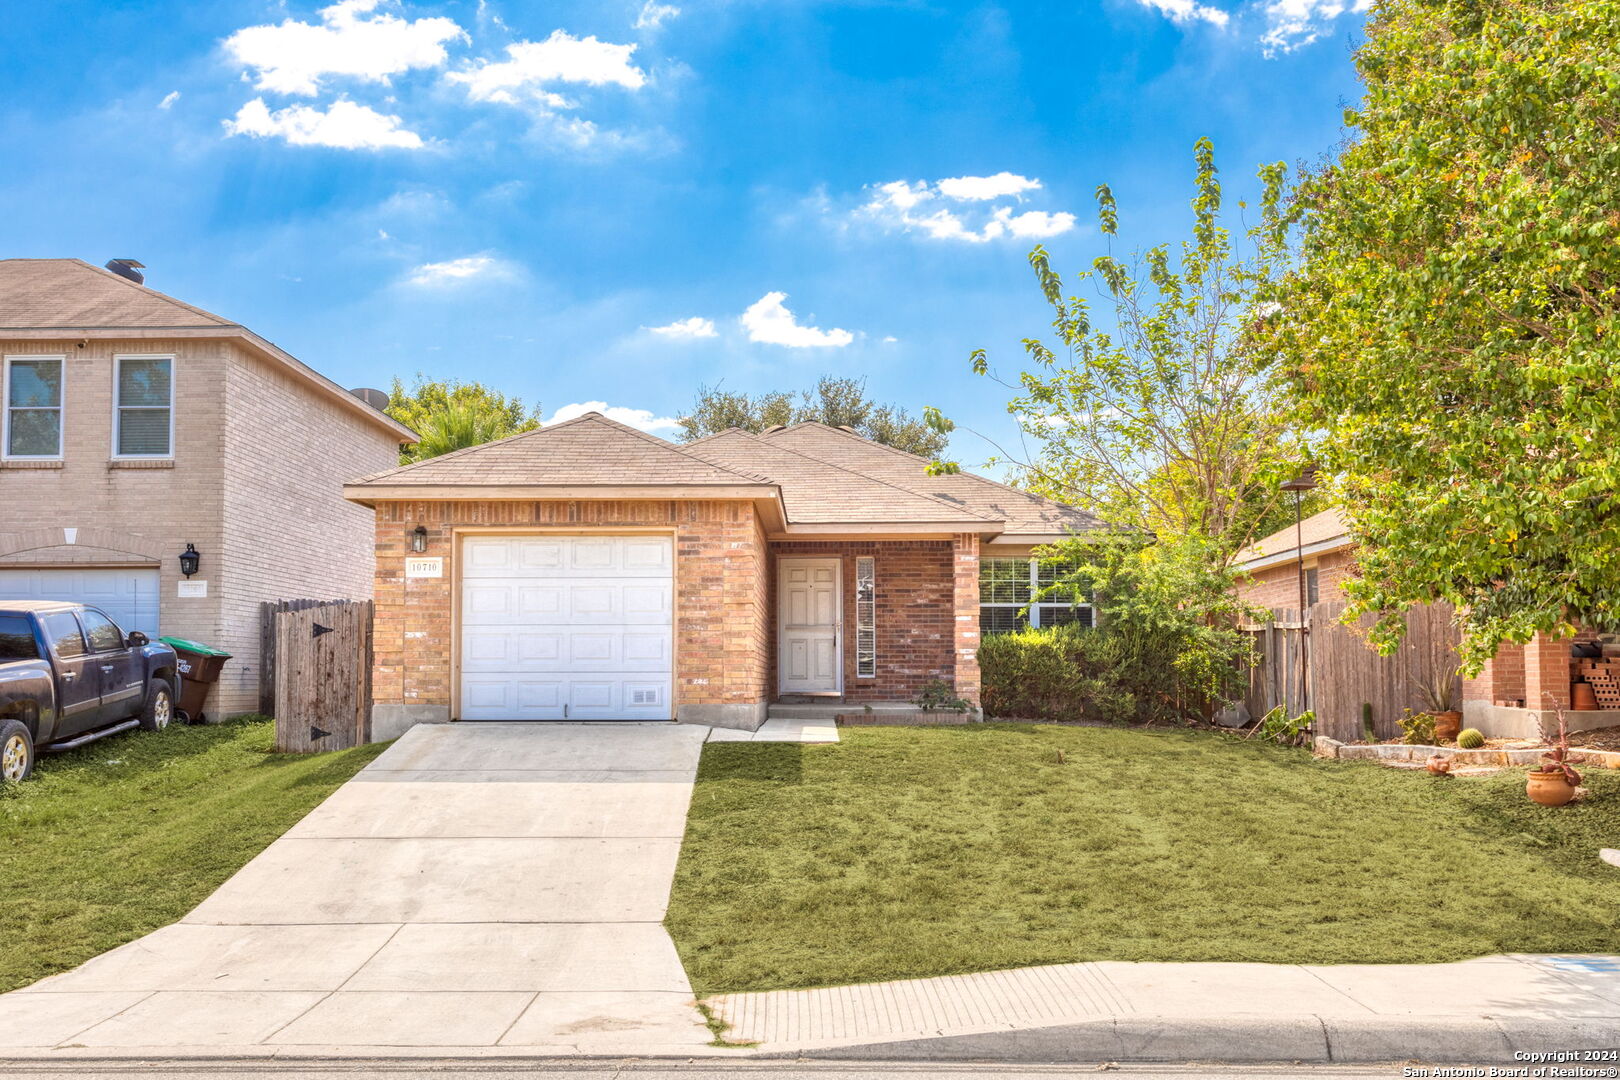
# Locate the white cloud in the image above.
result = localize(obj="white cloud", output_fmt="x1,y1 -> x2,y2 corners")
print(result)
158,90 -> 181,110
1135,0 -> 1230,27
448,30 -> 646,108
223,97 -> 424,149
635,1 -> 680,30
1260,0 -> 1369,54
741,292 -> 854,348
549,401 -> 680,431
223,0 -> 466,97
936,172 -> 1042,201
404,254 -> 512,285
861,177 -> 1076,243
645,316 -> 717,338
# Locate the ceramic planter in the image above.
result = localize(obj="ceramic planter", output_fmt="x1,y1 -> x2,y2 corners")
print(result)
1526,769 -> 1577,807
1431,710 -> 1462,741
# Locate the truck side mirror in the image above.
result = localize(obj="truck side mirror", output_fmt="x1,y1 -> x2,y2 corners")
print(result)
126,631 -> 149,648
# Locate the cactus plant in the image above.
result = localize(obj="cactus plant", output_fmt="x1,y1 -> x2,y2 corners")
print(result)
1457,728 -> 1485,749
1361,702 -> 1377,743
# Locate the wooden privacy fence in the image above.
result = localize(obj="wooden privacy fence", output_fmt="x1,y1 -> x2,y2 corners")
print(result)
1240,601 -> 1463,743
269,600 -> 373,752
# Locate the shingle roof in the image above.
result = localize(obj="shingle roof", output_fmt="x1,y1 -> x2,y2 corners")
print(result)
1232,507 -> 1349,566
759,422 -> 1105,535
349,412 -> 773,488
682,429 -> 996,524
0,259 -> 236,329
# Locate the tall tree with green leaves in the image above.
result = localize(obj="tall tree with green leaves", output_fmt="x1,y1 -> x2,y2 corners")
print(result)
1267,0 -> 1620,671
677,376 -> 947,457
386,376 -> 542,464
951,139 -> 1304,560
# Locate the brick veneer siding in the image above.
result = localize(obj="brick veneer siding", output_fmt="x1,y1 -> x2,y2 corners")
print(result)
1463,642 -> 1526,707
370,499 -> 772,720
1234,548 -> 1355,610
771,539 -> 958,702
0,338 -> 399,715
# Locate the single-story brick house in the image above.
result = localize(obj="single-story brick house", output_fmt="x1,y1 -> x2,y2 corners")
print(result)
1231,508 -> 1354,610
344,412 -> 1102,734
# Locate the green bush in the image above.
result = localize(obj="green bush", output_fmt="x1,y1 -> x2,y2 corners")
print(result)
1399,709 -> 1437,745
979,622 -> 1244,725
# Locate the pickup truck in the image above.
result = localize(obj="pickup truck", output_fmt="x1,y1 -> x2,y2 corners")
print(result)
0,601 -> 180,782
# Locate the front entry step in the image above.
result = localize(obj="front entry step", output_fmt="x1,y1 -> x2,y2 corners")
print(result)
767,700 -> 925,721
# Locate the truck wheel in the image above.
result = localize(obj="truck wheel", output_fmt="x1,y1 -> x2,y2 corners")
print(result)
1,719 -> 33,782
139,682 -> 175,732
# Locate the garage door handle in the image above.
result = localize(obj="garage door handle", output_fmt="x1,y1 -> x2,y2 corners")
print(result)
61,671 -> 76,681
101,665 -> 114,672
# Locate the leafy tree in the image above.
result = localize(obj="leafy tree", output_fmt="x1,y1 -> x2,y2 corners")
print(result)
387,376 -> 541,463
1266,0 -> 1620,671
677,376 -> 948,457
953,140 -> 1305,560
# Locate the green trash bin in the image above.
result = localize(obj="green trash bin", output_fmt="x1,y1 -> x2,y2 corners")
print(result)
159,637 -> 232,724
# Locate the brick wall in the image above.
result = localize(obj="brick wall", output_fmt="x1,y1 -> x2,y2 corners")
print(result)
771,539 -> 957,702
215,343 -> 401,713
369,499 -> 772,716
0,337 -> 403,716
1235,548 -> 1355,610
0,336 -> 228,667
954,532 -> 981,704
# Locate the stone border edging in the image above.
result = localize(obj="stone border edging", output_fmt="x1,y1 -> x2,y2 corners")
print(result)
1314,736 -> 1620,769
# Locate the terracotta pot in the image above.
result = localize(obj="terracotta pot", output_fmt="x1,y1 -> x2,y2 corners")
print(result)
1573,683 -> 1599,711
1425,753 -> 1452,776
1526,769 -> 1577,807
1432,711 -> 1462,741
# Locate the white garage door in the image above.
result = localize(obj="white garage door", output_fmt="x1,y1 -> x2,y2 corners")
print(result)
0,567 -> 161,639
460,535 -> 673,721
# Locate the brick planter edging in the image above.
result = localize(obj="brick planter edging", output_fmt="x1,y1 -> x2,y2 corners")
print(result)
1313,736 -> 1620,769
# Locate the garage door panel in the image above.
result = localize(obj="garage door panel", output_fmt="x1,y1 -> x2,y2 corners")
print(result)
459,536 -> 673,721
0,568 -> 160,639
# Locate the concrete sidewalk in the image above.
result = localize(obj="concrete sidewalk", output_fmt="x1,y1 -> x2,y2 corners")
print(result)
5,723 -> 714,1054
708,953 -> 1620,1062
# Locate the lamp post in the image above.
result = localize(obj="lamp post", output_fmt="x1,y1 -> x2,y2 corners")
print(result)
1280,467 -> 1319,711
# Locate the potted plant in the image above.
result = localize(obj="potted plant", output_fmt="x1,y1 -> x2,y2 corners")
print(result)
1527,695 -> 1584,807
1411,666 -> 1462,741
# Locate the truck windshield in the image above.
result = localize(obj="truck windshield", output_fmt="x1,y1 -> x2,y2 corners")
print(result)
0,616 -> 38,661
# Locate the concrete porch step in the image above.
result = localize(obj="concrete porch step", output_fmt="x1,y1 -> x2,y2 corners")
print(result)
767,700 -> 924,721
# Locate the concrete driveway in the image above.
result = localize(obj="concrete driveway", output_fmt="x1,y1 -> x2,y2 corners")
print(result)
7,723 -> 714,1053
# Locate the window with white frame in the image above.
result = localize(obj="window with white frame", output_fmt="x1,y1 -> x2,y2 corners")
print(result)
979,557 -> 1095,634
855,556 -> 876,678
114,356 -> 173,457
4,356 -> 64,458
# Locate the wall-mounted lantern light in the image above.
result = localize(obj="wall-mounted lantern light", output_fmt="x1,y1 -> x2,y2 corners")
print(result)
178,543 -> 201,578
410,526 -> 429,553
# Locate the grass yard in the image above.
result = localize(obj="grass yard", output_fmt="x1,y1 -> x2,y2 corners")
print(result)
0,716 -> 385,993
667,724 -> 1620,995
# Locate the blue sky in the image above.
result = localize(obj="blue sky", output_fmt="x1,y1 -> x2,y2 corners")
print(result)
3,0 -> 1367,468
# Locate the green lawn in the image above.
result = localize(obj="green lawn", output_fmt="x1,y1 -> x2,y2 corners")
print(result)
667,724 -> 1620,996
0,716 -> 386,993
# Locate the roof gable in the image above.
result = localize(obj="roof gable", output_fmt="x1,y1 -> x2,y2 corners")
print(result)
682,429 -> 993,525
761,422 -> 1104,536
349,412 -> 772,489
0,259 -> 235,330
1233,507 -> 1350,567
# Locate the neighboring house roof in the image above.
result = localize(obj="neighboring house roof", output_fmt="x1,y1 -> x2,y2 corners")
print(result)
0,258 -> 415,442
347,412 -> 776,491
759,422 -> 1105,539
345,415 -> 1101,541
1232,508 -> 1350,570
682,429 -> 1000,527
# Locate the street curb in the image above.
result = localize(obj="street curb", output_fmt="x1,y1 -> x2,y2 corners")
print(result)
751,1016 -> 1620,1064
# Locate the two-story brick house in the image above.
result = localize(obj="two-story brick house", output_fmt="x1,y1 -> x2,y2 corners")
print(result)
0,258 -> 414,716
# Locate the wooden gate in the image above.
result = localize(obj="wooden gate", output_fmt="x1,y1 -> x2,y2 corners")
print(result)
1241,601 -> 1462,743
273,600 -> 373,752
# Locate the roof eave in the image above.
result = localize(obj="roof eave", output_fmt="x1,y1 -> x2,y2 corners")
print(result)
343,482 -> 783,505
0,324 -> 417,443
1232,535 -> 1351,573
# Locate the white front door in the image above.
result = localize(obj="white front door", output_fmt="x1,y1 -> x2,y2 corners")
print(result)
459,534 -> 673,721
778,557 -> 841,695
